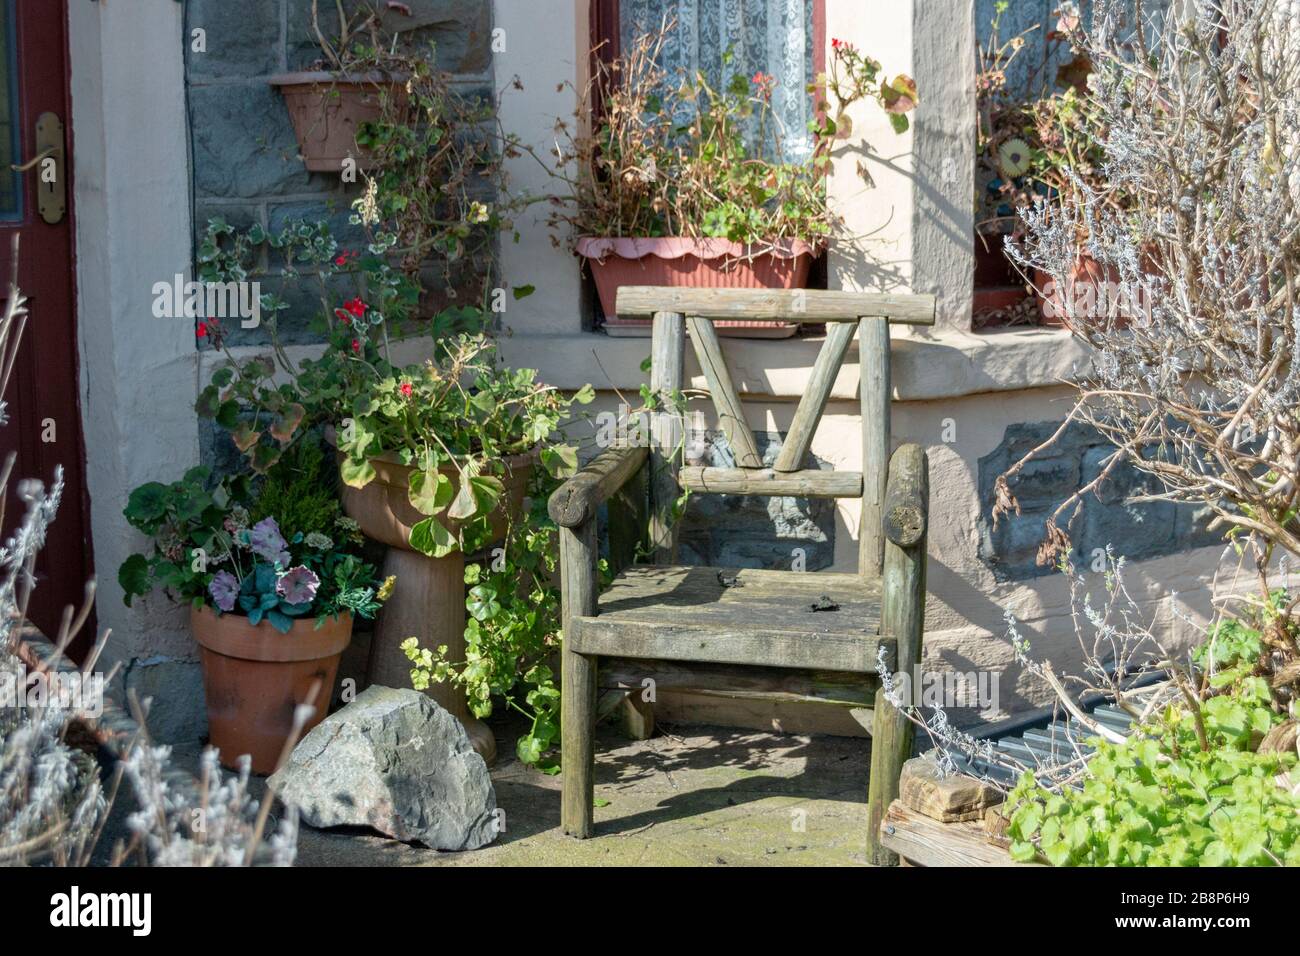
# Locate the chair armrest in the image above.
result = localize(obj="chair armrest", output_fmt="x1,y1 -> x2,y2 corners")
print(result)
883,443 -> 928,548
548,445 -> 649,528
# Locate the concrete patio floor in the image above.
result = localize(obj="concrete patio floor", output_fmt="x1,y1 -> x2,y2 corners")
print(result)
272,722 -> 876,867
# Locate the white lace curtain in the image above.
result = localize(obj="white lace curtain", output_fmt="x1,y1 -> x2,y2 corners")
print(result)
620,0 -> 816,162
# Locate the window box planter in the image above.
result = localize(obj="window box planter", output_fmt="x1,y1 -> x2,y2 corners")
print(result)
577,237 -> 821,338
337,447 -> 536,764
269,71 -> 407,173
191,605 -> 353,775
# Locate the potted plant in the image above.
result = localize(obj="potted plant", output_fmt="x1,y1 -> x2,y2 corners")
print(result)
269,0 -> 523,298
551,25 -> 916,337
194,217 -> 592,761
974,2 -> 1127,330
118,440 -> 391,774
269,2 -> 412,173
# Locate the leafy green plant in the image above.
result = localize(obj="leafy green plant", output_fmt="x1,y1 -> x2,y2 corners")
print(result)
196,218 -> 593,557
1004,612 -> 1300,866
305,0 -> 536,282
401,470 -> 595,770
332,333 -> 594,557
118,438 -> 391,631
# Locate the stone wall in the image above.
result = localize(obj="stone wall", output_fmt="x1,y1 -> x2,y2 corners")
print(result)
183,0 -> 494,348
678,431 -> 835,572
977,419 -> 1219,582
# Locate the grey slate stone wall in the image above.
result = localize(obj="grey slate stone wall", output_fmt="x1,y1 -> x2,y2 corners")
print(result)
184,0 -> 494,348
977,419 -> 1220,581
676,430 -> 836,572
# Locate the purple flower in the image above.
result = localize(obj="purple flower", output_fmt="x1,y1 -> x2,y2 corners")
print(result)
247,517 -> 290,566
208,570 -> 240,613
276,565 -> 320,606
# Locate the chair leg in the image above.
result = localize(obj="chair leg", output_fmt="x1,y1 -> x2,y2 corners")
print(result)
619,691 -> 655,741
561,646 -> 596,838
866,685 -> 911,866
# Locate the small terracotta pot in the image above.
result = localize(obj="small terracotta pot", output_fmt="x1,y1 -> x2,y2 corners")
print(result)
269,71 -> 407,173
1032,252 -> 1141,331
339,448 -> 536,552
577,236 -> 821,338
192,605 -> 352,774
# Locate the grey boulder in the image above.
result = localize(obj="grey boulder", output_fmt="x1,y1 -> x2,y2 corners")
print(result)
270,686 -> 498,850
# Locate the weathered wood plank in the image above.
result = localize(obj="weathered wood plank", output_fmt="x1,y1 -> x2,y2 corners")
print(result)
600,658 -> 879,707
878,801 -> 1036,867
571,617 -> 891,673
649,311 -> 684,563
867,443 -> 929,865
678,466 -> 862,498
548,445 -> 648,528
858,317 -> 891,579
616,287 -> 937,325
592,565 -> 883,636
560,521 -> 599,839
774,320 -> 858,472
686,315 -> 762,468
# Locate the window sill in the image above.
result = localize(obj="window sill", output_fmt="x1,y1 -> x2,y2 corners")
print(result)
199,325 -> 1089,404
493,324 -> 1090,402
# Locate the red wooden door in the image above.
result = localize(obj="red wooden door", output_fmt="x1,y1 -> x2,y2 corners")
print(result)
0,0 -> 94,654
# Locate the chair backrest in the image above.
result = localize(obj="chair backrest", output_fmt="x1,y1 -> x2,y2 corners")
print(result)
614,286 -> 937,579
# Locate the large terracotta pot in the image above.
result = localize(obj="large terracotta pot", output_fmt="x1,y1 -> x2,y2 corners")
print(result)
269,71 -> 407,173
338,448 -> 536,765
577,236 -> 821,338
338,447 -> 536,550
191,605 -> 352,774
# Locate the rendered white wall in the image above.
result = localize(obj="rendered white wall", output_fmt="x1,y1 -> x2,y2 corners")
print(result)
69,1 -> 202,734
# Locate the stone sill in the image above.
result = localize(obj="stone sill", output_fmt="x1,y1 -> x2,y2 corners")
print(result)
202,325 -> 1089,404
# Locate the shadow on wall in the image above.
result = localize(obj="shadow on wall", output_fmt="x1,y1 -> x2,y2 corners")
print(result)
976,419 -> 1220,582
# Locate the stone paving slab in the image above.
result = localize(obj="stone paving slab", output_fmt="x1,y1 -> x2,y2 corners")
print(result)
283,724 -> 875,867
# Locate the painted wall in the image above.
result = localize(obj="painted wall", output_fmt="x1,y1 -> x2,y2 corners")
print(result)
69,0 -> 203,739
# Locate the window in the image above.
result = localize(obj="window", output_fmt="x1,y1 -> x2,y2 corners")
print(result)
592,0 -> 825,162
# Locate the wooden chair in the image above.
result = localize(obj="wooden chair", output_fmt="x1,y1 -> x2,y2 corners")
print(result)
547,287 -> 935,864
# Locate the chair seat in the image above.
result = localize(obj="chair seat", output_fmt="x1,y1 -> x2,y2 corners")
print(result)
568,565 -> 892,674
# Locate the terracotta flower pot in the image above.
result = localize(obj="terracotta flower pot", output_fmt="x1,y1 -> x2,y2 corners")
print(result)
338,447 -> 537,551
191,605 -> 352,774
577,236 -> 821,338
269,71 -> 407,173
1033,252 -> 1144,331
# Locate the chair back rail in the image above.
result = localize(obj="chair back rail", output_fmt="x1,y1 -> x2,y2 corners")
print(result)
624,286 -> 937,580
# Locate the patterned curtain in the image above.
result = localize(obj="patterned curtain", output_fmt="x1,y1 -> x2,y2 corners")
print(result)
620,0 -> 816,162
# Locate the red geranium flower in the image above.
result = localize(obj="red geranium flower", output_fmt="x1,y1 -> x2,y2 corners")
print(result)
350,338 -> 361,353
344,298 -> 367,318
399,382 -> 413,398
